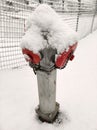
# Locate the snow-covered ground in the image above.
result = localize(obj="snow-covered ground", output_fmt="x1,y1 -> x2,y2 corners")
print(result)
0,30 -> 97,130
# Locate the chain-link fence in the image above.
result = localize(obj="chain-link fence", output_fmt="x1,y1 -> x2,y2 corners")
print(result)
0,0 -> 97,70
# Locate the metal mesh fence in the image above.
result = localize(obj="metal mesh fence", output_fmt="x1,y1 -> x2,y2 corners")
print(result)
0,0 -> 97,70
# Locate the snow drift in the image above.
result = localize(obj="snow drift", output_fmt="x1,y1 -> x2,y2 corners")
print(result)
20,4 -> 78,54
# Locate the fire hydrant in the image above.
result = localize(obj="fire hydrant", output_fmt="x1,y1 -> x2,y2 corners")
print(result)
22,42 -> 77,123
21,4 -> 78,123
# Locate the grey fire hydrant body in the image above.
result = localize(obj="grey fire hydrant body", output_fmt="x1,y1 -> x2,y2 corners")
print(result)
35,47 -> 59,122
29,47 -> 60,122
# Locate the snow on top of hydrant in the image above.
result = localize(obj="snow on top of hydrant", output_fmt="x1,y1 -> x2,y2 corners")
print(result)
20,4 -> 78,54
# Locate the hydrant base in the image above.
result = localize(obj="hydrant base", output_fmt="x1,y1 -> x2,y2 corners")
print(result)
36,102 -> 60,123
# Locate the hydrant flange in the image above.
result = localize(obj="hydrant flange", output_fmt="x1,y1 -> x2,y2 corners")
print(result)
36,102 -> 59,123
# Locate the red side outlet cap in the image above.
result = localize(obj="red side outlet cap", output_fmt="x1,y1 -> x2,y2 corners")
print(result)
55,43 -> 78,69
22,48 -> 41,64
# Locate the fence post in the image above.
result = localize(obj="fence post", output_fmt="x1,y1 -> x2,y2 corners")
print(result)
62,0 -> 64,10
0,3 -> 2,69
76,0 -> 81,32
39,0 -> 43,3
91,0 -> 97,33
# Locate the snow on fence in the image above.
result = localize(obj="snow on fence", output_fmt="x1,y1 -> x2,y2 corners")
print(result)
0,0 -> 97,70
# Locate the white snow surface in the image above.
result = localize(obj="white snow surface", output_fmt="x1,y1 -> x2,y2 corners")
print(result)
0,30 -> 97,130
20,4 -> 78,54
